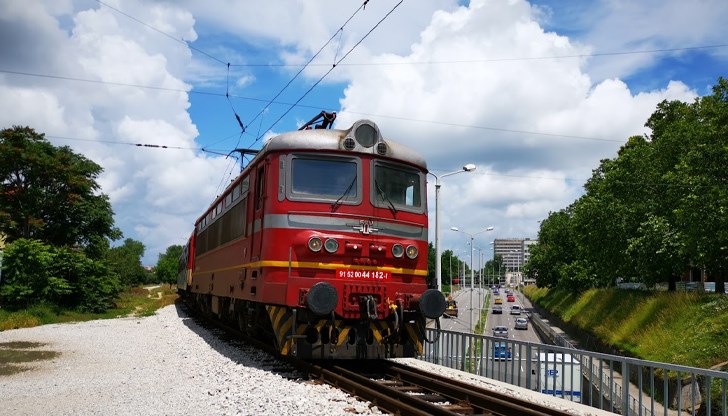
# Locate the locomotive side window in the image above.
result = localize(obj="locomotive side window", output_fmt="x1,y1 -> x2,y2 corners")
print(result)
372,162 -> 425,213
255,167 -> 265,210
286,154 -> 362,204
240,176 -> 250,195
196,225 -> 209,254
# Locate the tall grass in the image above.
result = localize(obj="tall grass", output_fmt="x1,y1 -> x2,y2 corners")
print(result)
524,286 -> 728,368
0,286 -> 178,331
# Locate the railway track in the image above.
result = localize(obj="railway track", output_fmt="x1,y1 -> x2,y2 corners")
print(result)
188,304 -> 577,416
300,359 -> 575,416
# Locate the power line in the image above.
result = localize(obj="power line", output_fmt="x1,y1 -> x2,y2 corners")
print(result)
243,0 -> 371,131
0,68 -> 624,143
229,44 -> 728,67
94,0 -> 227,65
342,110 -> 625,143
45,134 -> 231,155
252,0 -> 405,145
90,0 -> 728,71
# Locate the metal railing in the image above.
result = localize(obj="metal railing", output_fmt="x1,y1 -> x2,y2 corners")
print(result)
422,328 -> 728,416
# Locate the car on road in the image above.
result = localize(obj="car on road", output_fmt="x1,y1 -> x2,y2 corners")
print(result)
507,295 -> 516,302
493,342 -> 512,360
492,305 -> 503,314
494,297 -> 503,304
510,305 -> 522,315
514,317 -> 528,330
492,325 -> 508,338
443,298 -> 458,318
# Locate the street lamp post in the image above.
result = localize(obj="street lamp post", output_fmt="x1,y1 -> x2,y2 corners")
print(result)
430,164 -> 476,293
448,253 -> 452,289
509,249 -> 522,286
451,226 -> 494,333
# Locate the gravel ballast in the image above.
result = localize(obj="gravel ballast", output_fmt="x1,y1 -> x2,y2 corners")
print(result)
0,304 -> 381,416
1,304 -> 614,416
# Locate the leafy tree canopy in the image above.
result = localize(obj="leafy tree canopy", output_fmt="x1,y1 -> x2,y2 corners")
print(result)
106,238 -> 148,287
529,77 -> 728,293
0,127 -> 121,258
156,244 -> 183,287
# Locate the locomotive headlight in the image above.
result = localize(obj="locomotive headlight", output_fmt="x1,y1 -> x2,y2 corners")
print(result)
354,122 -> 377,148
405,245 -> 418,259
392,243 -> 404,258
324,238 -> 339,253
308,236 -> 323,252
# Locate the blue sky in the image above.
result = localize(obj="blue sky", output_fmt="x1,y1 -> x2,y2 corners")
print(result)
1,0 -> 727,265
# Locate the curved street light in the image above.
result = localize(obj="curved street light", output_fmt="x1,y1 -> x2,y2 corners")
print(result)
429,164 -> 476,293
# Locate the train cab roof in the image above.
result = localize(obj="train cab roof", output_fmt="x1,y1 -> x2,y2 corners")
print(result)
259,119 -> 428,170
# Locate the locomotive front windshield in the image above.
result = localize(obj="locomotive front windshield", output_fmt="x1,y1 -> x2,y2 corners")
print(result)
373,162 -> 423,211
290,157 -> 359,200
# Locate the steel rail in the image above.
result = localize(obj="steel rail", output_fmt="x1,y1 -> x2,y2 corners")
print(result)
387,360 -> 574,416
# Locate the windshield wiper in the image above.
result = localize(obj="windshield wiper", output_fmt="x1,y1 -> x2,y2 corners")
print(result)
375,180 -> 398,215
331,176 -> 357,210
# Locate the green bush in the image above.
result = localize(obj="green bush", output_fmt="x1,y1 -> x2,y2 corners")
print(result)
0,238 -> 121,312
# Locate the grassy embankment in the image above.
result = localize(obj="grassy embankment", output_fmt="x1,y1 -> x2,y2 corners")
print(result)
523,286 -> 728,369
0,286 -> 178,331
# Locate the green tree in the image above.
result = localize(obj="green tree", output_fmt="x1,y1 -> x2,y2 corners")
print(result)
663,78 -> 728,294
626,214 -> 686,288
0,238 -> 121,311
426,242 -> 436,288
440,249 -> 464,286
483,254 -> 505,285
528,209 -> 577,289
532,77 -> 728,293
0,127 -> 121,257
156,245 -> 183,288
106,238 -> 147,287
0,239 -> 63,308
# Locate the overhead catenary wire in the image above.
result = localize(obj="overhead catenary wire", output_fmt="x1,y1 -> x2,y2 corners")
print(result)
40,133 -> 728,191
227,44 -> 728,67
252,0 -> 405,146
94,0 -> 228,66
94,0 -> 373,150
242,0 -> 371,131
0,68 -> 628,144
45,134 -> 232,156
3,35 -> 726,147
95,0 -> 727,69
0,68 -> 625,144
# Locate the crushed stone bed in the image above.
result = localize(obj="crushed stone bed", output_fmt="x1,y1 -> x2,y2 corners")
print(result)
0,305 -> 381,416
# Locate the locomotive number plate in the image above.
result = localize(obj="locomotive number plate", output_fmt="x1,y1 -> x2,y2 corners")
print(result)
336,269 -> 391,279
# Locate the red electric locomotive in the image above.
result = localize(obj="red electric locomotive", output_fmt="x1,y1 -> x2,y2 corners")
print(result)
178,115 -> 445,359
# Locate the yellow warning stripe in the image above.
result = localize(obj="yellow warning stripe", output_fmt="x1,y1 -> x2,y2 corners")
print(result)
266,306 -> 424,355
193,260 -> 427,277
369,320 -> 391,344
404,323 -> 424,355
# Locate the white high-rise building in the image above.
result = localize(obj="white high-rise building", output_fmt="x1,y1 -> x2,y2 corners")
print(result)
492,238 -> 537,272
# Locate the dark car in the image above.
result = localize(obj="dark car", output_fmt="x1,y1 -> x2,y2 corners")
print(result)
492,305 -> 503,314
